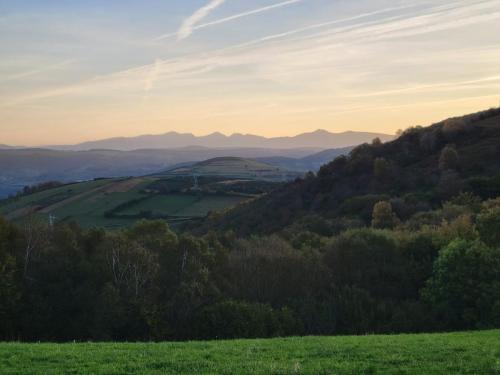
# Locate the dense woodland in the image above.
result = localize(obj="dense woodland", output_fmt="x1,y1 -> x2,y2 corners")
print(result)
1,108 -> 500,341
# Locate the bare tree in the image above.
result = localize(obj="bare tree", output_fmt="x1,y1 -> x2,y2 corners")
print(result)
21,211 -> 48,280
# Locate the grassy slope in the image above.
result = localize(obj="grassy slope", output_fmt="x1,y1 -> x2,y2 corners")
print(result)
0,330 -> 498,374
0,179 -> 112,216
166,157 -> 293,180
0,176 -> 254,229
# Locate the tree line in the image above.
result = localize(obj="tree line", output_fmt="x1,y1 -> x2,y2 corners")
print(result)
1,192 -> 499,341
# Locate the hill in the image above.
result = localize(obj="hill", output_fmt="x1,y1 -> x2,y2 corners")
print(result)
161,157 -> 301,180
49,129 -> 394,151
195,108 -> 500,235
1,330 -> 498,374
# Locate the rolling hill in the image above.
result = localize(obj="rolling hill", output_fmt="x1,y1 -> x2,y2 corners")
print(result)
49,129 -> 394,151
160,157 -> 301,180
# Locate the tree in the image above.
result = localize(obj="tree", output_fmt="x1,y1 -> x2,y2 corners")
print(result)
20,213 -> 48,280
324,228 -> 410,301
442,118 -> 467,140
372,201 -> 400,229
439,145 -> 459,171
423,239 -> 500,329
0,219 -> 20,339
419,131 -> 439,153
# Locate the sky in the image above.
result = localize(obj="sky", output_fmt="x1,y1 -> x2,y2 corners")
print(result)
1,0 -> 500,146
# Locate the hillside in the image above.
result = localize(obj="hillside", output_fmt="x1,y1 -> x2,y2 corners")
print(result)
49,130 -> 394,151
195,108 -> 500,235
1,330 -> 498,374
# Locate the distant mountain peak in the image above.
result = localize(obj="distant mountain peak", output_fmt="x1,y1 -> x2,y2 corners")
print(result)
47,129 -> 394,151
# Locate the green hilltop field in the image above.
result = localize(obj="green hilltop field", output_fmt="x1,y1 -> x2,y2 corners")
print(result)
1,330 -> 498,374
0,157 -> 291,229
163,156 -> 299,180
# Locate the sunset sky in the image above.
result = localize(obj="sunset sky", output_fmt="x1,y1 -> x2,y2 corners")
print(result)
1,0 -> 500,146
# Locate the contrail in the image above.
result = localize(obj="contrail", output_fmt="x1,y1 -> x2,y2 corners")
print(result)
177,0 -> 226,40
157,0 -> 304,41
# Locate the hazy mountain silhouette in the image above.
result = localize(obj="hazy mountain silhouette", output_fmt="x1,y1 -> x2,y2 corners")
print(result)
50,130 -> 394,151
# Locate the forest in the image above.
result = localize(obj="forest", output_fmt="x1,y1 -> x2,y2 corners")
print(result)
1,108 -> 500,341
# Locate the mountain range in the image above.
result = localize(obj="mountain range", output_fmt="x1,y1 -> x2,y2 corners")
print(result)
46,130 -> 393,151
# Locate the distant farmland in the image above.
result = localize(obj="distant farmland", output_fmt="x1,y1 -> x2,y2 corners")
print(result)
0,157 -> 289,229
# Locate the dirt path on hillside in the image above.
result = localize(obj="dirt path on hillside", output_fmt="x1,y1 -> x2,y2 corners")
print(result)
5,178 -> 144,220
5,205 -> 41,220
38,178 -> 145,214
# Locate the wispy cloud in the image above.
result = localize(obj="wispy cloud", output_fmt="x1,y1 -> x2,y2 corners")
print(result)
157,0 -> 304,41
177,0 -> 226,40
0,59 -> 75,82
144,59 -> 162,92
346,75 -> 500,98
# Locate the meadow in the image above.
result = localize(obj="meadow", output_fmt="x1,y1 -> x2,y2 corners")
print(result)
0,330 -> 499,374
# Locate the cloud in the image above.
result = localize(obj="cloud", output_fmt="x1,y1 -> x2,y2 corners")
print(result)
1,59 -> 75,82
346,75 -> 500,98
192,0 -> 303,30
144,59 -> 162,92
157,0 -> 304,41
177,0 -> 226,40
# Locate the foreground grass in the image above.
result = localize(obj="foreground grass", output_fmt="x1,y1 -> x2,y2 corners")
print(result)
1,330 -> 499,374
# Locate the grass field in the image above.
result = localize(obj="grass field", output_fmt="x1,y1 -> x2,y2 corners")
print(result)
118,194 -> 247,218
0,330 -> 498,374
0,179 -> 112,216
0,177 -> 251,229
